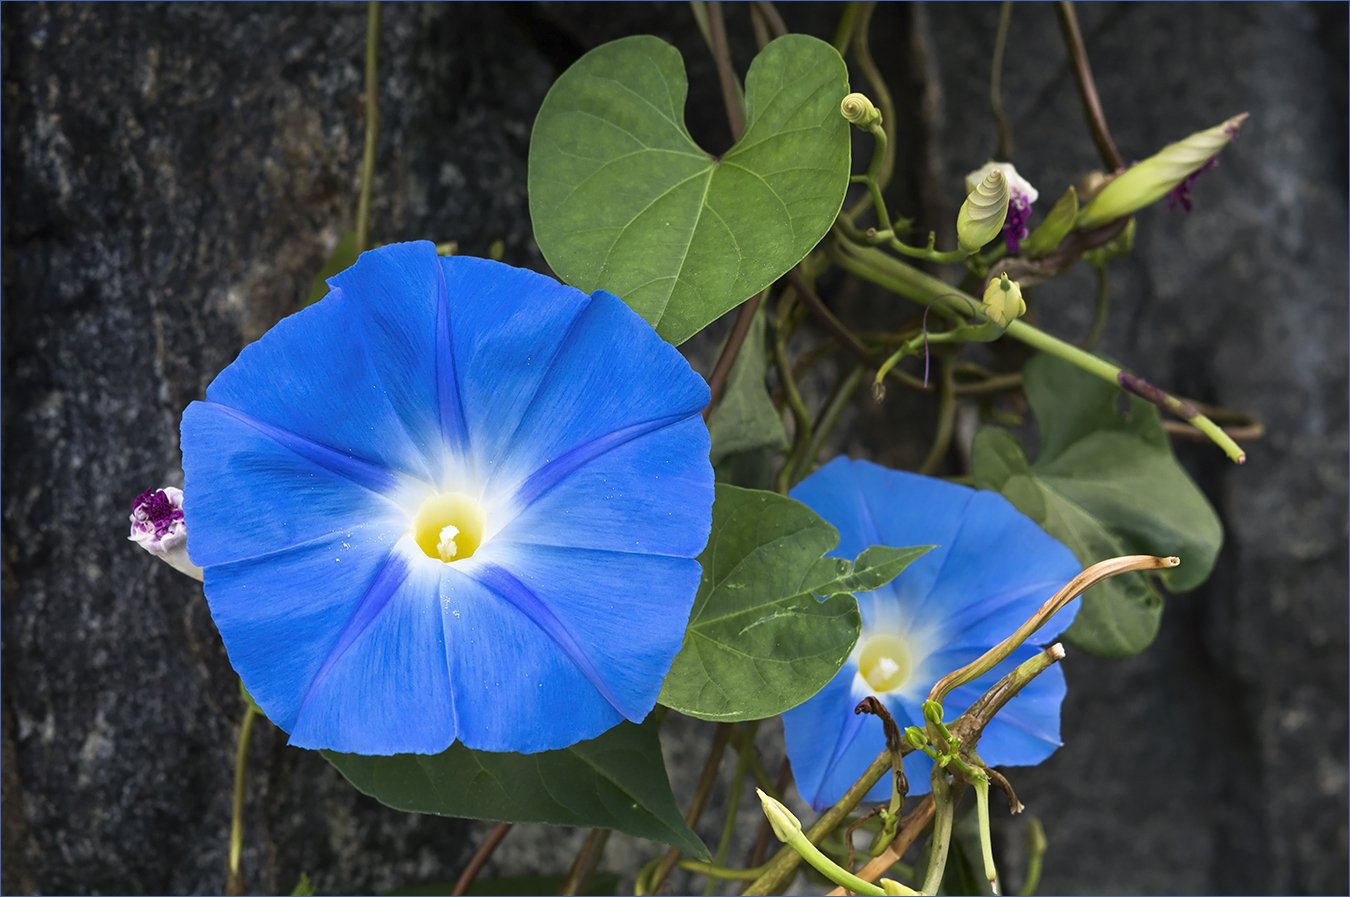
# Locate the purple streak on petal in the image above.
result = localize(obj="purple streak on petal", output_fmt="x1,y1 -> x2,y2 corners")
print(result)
511,412 -> 693,511
1003,194 -> 1033,254
433,259 -> 471,455
208,403 -> 402,497
296,550 -> 410,718
1167,156 -> 1219,213
469,562 -> 632,719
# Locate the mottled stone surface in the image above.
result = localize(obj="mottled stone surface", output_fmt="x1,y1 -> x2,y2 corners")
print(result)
2,3 -> 1344,895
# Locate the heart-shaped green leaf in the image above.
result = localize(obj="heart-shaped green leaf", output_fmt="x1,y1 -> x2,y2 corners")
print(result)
972,354 -> 1223,657
659,484 -> 929,721
529,34 -> 851,344
323,719 -> 708,860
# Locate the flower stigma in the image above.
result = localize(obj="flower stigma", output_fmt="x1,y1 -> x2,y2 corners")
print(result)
858,632 -> 913,693
412,492 -> 485,562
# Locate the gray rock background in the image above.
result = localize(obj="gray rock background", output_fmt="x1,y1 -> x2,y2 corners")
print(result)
2,3 -> 1344,895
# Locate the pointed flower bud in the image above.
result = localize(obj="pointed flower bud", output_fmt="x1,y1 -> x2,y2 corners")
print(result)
966,162 -> 1039,253
128,486 -> 204,581
841,92 -> 882,128
756,788 -> 803,842
1076,112 -> 1248,230
1022,186 -> 1079,259
982,273 -> 1025,327
956,168 -> 1010,253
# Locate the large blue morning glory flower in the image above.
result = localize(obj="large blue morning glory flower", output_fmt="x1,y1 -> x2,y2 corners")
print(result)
782,458 -> 1081,810
180,241 -> 713,756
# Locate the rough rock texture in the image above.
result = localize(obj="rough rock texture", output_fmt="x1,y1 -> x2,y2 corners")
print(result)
2,3 -> 1344,895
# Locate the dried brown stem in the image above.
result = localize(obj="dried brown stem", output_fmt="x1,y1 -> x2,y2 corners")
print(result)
1055,1 -> 1123,171
452,823 -> 513,896
704,292 -> 765,422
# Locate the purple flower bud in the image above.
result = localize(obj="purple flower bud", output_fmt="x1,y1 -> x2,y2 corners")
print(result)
128,486 -> 203,580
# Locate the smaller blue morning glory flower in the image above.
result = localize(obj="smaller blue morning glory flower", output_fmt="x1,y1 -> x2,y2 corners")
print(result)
781,458 -> 1081,810
181,242 -> 713,756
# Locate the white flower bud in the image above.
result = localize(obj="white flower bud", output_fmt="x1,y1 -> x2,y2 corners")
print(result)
982,273 -> 1025,327
956,169 -> 1010,253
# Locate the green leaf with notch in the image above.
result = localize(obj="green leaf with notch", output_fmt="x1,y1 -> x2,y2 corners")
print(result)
708,309 -> 788,466
972,354 -> 1222,657
529,34 -> 850,344
323,719 -> 707,860
659,484 -> 930,721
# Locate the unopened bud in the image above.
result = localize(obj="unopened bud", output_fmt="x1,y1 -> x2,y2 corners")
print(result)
1022,186 -> 1079,259
982,274 -> 1025,327
840,92 -> 882,128
756,789 -> 802,842
904,726 -> 929,751
1077,112 -> 1248,230
956,169 -> 1010,253
881,878 -> 920,896
128,486 -> 204,580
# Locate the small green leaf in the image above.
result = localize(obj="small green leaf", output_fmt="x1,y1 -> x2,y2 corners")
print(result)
305,230 -> 358,306
972,354 -> 1223,657
659,485 -> 929,721
529,34 -> 851,344
708,309 -> 788,466
323,719 -> 707,860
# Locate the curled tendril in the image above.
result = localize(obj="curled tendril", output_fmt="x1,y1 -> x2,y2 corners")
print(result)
840,92 -> 882,127
956,169 -> 1010,252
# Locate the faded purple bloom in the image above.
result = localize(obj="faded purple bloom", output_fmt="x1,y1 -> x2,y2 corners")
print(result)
1166,156 -> 1219,213
129,486 -> 203,580
1003,194 -> 1034,253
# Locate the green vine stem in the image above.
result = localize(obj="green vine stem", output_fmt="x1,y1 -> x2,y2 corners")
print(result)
920,767 -> 955,896
990,1 -> 1015,161
917,357 -> 956,476
830,239 -> 1248,463
226,701 -> 258,896
649,722 -> 733,893
707,721 -> 761,895
1018,818 -> 1047,896
354,0 -> 381,255
743,749 -> 896,895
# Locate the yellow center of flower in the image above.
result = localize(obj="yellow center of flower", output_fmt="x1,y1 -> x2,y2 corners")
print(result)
858,633 -> 913,693
412,492 -> 485,562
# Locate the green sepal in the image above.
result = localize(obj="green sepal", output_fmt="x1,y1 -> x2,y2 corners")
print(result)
1022,186 -> 1078,259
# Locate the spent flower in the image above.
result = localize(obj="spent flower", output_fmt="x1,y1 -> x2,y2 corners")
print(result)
781,458 -> 1081,809
129,486 -> 203,580
181,242 -> 714,755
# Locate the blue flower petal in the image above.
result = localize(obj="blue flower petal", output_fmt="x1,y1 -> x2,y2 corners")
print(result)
492,416 -> 713,557
782,669 -> 876,810
287,556 -> 455,755
438,565 -> 627,752
207,242 -> 451,483
205,521 -> 411,735
438,257 -> 592,482
473,542 -> 702,723
181,401 -> 406,567
484,289 -> 710,501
